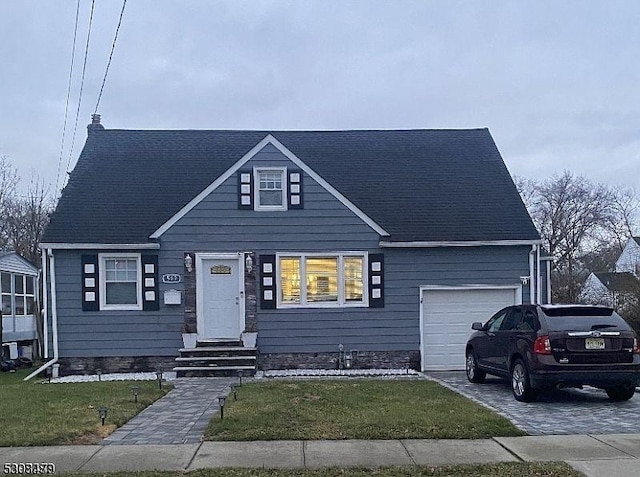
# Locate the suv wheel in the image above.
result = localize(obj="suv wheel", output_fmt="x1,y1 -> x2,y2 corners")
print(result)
605,385 -> 635,401
466,349 -> 486,383
511,359 -> 537,402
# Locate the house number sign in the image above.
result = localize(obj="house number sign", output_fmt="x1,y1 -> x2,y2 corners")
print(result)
162,274 -> 182,284
211,265 -> 232,275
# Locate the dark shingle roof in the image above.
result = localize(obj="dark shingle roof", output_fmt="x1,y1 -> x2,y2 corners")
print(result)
595,272 -> 640,293
43,128 -> 540,244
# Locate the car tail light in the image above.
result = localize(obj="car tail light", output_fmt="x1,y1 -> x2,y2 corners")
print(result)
534,336 -> 552,355
634,338 -> 640,355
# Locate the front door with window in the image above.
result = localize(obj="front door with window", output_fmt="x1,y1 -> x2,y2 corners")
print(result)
197,257 -> 243,340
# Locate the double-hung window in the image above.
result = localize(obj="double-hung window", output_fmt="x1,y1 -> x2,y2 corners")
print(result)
99,253 -> 142,310
278,253 -> 367,307
255,168 -> 286,210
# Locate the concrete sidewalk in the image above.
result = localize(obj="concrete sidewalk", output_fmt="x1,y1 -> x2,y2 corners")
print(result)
1,435 -> 640,476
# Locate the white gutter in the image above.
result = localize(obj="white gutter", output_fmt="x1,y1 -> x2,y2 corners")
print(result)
25,250 -> 58,381
380,239 -> 542,248
536,245 -> 541,304
529,245 -> 536,305
39,242 -> 160,250
41,248 -> 48,358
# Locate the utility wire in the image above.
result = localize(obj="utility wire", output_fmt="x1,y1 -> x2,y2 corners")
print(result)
64,0 -> 96,183
94,0 -> 127,114
55,0 -> 81,194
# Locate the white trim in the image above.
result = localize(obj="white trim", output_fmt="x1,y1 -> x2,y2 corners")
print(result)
195,253 -> 245,340
98,253 -> 143,311
529,245 -> 535,305
536,245 -> 541,305
546,260 -> 552,304
276,251 -> 369,309
41,248 -> 48,358
39,243 -> 160,250
418,284 -> 522,372
380,239 -> 542,248
254,166 -> 287,211
149,134 -> 389,239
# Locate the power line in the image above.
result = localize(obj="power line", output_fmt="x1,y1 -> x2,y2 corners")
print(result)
64,0 -> 96,184
94,0 -> 127,114
55,0 -> 81,195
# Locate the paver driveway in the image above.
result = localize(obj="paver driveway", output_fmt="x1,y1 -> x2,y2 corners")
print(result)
427,372 -> 640,435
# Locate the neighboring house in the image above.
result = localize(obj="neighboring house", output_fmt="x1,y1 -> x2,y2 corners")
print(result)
40,116 -> 548,375
581,237 -> 640,310
0,251 -> 40,360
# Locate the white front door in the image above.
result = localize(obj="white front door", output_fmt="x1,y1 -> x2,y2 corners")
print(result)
197,256 -> 243,340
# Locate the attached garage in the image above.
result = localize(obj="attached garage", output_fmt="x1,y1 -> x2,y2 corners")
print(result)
420,286 -> 521,371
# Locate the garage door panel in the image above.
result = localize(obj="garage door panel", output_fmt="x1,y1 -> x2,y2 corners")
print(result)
421,287 -> 518,371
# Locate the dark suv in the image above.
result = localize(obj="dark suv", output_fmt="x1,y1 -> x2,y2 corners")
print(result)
465,304 -> 640,402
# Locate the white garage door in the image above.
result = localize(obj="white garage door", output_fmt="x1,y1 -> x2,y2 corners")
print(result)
421,287 -> 519,371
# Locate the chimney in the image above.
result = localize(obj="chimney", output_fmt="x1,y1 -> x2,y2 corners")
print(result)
87,114 -> 105,134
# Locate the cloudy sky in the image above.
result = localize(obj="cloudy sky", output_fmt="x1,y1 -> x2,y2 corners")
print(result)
1,1 -> 638,195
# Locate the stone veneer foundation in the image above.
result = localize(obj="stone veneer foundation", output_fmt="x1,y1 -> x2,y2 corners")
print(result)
258,350 -> 421,371
57,356 -> 177,376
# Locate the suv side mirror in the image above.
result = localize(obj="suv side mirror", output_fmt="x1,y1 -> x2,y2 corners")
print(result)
471,322 -> 484,331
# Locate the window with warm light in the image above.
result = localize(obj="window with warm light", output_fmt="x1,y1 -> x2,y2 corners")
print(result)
278,253 -> 367,307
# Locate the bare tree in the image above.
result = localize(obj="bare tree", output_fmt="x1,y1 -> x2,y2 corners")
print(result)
0,155 -> 20,249
517,171 -> 639,303
4,175 -> 54,267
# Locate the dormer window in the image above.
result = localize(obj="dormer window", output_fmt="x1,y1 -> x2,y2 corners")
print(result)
255,167 -> 287,211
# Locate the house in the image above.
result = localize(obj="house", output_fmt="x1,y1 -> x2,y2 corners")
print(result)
0,251 -> 40,360
581,237 -> 640,309
39,116 -> 549,376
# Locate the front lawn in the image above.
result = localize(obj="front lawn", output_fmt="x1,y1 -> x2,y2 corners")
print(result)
0,369 -> 170,446
205,379 -> 525,440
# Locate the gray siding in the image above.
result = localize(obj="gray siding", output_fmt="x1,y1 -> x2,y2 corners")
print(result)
50,250 -> 182,358
49,145 -> 534,358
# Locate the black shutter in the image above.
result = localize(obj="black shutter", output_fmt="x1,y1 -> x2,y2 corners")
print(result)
287,169 -> 303,209
141,255 -> 159,311
81,254 -> 100,311
238,169 -> 253,210
260,254 -> 277,309
368,253 -> 384,308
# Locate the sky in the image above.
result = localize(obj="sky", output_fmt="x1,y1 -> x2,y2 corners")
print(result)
1,1 -> 639,196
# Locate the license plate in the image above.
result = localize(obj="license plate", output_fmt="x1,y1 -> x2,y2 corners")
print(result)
585,338 -> 605,350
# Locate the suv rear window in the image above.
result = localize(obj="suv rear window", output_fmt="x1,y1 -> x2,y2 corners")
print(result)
540,306 -> 630,332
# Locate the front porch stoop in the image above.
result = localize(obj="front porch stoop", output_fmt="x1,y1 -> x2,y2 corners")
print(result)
173,340 -> 257,377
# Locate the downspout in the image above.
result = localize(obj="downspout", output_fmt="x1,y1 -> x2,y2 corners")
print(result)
42,248 -> 48,358
546,259 -> 552,304
25,249 -> 58,381
529,245 -> 536,305
536,245 -> 541,304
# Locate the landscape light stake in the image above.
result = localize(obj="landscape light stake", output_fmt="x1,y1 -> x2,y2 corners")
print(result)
237,370 -> 243,386
156,367 -> 164,390
96,369 -> 102,381
98,406 -> 108,426
218,396 -> 226,420
230,383 -> 238,401
131,385 -> 139,403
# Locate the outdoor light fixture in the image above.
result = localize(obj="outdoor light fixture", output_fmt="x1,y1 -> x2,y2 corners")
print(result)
98,406 -> 108,426
156,367 -> 164,390
218,396 -> 226,419
131,386 -> 139,403
237,370 -> 243,386
245,254 -> 253,273
230,383 -> 238,401
96,369 -> 102,381
520,276 -> 530,285
184,254 -> 193,273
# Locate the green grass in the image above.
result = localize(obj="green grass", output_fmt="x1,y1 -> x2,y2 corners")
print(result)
205,380 -> 525,441
0,369 -> 171,446
54,463 -> 584,477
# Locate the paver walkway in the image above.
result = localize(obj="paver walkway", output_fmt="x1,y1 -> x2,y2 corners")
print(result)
102,377 -> 237,445
427,371 -> 640,435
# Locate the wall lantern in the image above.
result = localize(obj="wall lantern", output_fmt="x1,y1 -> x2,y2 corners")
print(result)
245,254 -> 253,273
520,276 -> 530,285
184,254 -> 193,273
